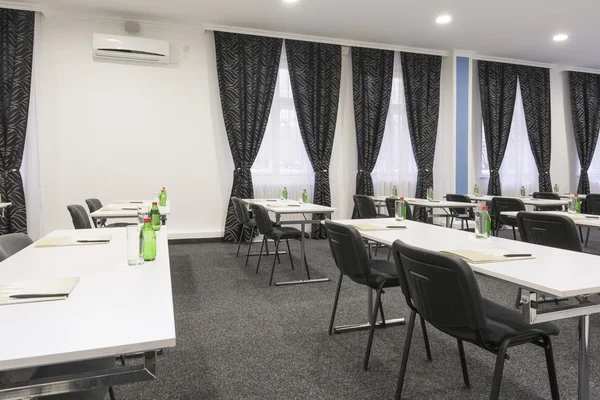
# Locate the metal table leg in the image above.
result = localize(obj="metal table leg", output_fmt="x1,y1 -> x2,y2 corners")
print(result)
275,216 -> 329,286
579,314 -> 590,399
333,287 -> 405,333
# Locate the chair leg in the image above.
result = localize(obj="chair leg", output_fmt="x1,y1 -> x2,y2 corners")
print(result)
420,315 -> 432,361
489,338 -> 511,400
328,273 -> 343,335
585,228 -> 591,247
450,217 -> 454,229
265,239 -> 270,255
512,226 -> 517,240
395,310 -> 416,400
269,240 -> 281,286
374,243 -> 379,257
245,226 -> 255,267
286,239 -> 294,270
465,220 -> 469,231
255,237 -> 266,274
379,298 -> 386,327
515,288 -> 523,308
457,339 -> 470,388
109,386 -> 116,400
119,355 -> 126,366
542,336 -> 560,400
364,286 -> 384,371
304,255 -> 311,280
236,226 -> 245,257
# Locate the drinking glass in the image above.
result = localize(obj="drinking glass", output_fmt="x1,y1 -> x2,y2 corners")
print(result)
127,225 -> 143,266
395,200 -> 405,221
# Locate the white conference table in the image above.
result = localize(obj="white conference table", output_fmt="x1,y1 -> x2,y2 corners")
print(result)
528,193 -> 587,200
333,217 -> 600,400
0,228 -> 176,399
244,199 -> 336,286
90,200 -> 171,224
466,194 -> 569,208
372,196 -> 477,226
501,210 -> 600,227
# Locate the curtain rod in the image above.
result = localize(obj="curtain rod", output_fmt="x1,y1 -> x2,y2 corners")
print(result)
0,1 -> 47,14
204,24 -> 449,57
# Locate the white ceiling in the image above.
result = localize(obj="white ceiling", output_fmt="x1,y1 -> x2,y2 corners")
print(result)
21,0 -> 600,69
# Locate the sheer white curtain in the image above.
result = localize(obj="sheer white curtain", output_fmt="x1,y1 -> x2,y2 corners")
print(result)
587,129 -> 600,192
22,12 -> 44,240
251,43 -> 314,202
481,80 -> 538,196
372,52 -> 417,198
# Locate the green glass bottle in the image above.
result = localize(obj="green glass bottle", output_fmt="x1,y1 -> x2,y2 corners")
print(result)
392,185 -> 398,197
302,189 -> 308,203
140,218 -> 156,261
150,202 -> 161,231
282,187 -> 288,200
553,183 -> 559,194
159,188 -> 167,207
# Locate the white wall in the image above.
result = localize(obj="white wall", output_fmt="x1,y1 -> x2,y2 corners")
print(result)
35,14 -> 233,238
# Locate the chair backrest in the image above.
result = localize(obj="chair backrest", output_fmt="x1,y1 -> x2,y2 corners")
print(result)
385,198 -> 413,220
391,239 -> 487,332
490,197 -> 525,220
67,205 -> 93,229
0,233 -> 33,262
585,194 -> 600,215
353,195 -> 377,219
532,192 -> 562,211
248,204 -> 273,235
324,221 -> 371,277
85,198 -> 103,213
446,194 -> 472,216
516,211 -> 582,252
231,197 -> 250,224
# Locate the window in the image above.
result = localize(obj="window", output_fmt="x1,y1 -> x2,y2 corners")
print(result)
480,80 -> 538,196
251,44 -> 314,201
372,52 -> 418,197
587,128 -> 600,192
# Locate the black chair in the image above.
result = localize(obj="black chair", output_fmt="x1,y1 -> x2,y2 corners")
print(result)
385,197 -> 413,220
354,195 -> 388,219
85,198 -> 135,229
249,203 -> 305,286
446,194 -> 475,230
491,197 -> 525,239
0,233 -> 32,262
391,239 -> 560,400
324,221 -> 431,371
517,211 -> 582,252
532,192 -> 563,211
583,194 -> 600,246
231,197 -> 258,264
67,205 -> 93,229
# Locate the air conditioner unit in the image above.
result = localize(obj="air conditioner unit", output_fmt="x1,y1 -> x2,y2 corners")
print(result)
93,33 -> 170,64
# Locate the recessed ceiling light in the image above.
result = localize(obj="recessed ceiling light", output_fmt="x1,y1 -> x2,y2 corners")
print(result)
283,0 -> 299,3
553,33 -> 569,42
436,15 -> 452,24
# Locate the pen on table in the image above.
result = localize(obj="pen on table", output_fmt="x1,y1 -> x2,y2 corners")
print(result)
10,294 -> 68,299
503,254 -> 532,258
76,240 -> 110,243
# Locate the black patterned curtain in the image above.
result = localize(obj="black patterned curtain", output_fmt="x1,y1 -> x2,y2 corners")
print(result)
215,32 -> 282,241
569,71 -> 600,194
286,40 -> 341,238
518,65 -> 552,192
0,9 -> 34,235
351,47 -> 394,218
401,52 -> 442,222
478,61 -> 518,196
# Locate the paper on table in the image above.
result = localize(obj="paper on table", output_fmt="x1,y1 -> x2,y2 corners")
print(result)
0,277 -> 80,306
350,224 -> 406,231
441,248 -> 535,263
35,235 -> 112,248
112,201 -> 145,204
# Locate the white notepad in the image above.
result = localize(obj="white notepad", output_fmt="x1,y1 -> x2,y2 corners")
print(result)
35,235 -> 112,248
0,277 -> 80,305
441,248 -> 535,263
350,224 -> 407,231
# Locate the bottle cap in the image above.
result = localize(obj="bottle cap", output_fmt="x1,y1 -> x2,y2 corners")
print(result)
304,189 -> 307,191
152,201 -> 158,205
575,194 -> 579,197
475,184 -> 478,186
161,189 -> 165,192
144,218 -> 151,222
482,206 -> 488,211
399,197 -> 404,200
284,186 -> 287,189
521,186 -> 524,188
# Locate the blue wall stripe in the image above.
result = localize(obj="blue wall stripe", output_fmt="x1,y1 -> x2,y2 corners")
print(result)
456,57 -> 470,195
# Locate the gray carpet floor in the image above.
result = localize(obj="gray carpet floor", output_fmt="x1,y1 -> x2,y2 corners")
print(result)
115,227 -> 600,399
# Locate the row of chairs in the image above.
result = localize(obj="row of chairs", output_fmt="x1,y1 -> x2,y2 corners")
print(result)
323,220 -> 560,399
230,197 -> 309,285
